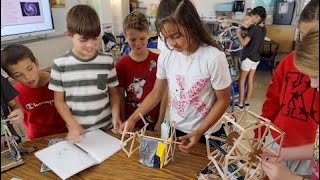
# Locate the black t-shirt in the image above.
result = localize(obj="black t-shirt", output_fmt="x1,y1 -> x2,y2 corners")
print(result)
1,75 -> 18,119
241,25 -> 266,62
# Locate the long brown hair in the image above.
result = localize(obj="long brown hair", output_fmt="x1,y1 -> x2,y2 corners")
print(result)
294,29 -> 319,76
155,0 -> 219,50
299,0 -> 319,23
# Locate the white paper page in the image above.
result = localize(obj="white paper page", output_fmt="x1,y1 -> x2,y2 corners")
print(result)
75,129 -> 122,163
35,141 -> 97,180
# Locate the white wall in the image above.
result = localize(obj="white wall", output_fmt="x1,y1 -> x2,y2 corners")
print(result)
1,36 -> 73,77
111,0 -> 129,36
25,36 -> 73,70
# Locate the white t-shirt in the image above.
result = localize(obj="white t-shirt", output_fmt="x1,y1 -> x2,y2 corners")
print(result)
157,45 -> 231,133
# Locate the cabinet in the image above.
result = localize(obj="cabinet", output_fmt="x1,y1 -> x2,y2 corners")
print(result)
265,25 -> 295,53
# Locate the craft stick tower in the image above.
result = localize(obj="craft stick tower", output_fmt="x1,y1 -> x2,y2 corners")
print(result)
198,109 -> 285,180
120,114 -> 149,157
1,120 -> 24,172
120,114 -> 179,168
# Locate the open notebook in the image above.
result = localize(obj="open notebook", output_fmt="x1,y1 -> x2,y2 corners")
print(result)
35,129 -> 121,180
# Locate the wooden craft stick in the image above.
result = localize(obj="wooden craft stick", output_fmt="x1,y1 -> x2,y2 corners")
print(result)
1,119 -> 10,123
140,135 -> 182,145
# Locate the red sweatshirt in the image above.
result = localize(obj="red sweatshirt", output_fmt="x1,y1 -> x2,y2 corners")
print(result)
261,52 -> 319,147
14,82 -> 67,140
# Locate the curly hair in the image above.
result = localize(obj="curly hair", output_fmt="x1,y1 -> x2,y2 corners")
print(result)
123,11 -> 149,34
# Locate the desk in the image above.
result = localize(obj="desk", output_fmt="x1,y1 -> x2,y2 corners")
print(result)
1,131 -> 208,180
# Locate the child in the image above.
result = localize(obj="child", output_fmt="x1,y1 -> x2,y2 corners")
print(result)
235,6 -> 267,109
1,75 -> 24,146
231,13 -> 254,70
262,27 -> 319,180
48,5 -> 122,143
261,0 -> 319,176
119,0 -> 232,153
115,11 -> 167,131
1,45 -> 67,140
240,13 -> 254,38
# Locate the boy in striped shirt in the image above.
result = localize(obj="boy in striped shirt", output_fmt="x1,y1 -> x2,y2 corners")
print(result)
49,5 -> 122,143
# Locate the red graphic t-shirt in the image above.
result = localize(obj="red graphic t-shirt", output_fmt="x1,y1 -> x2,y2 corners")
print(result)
116,51 -> 160,129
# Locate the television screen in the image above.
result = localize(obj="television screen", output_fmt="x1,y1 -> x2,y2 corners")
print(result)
1,0 -> 54,42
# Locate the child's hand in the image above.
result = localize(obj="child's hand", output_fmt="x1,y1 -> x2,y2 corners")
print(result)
260,148 -> 284,163
7,108 -> 24,124
119,119 -> 136,135
178,130 -> 202,153
154,121 -> 161,133
111,117 -> 123,134
261,160 -> 302,180
66,124 -> 85,143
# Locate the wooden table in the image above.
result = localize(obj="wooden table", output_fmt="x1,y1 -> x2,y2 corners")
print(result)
1,131 -> 209,180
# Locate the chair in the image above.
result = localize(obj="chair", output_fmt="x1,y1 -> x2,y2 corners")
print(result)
258,41 -> 280,75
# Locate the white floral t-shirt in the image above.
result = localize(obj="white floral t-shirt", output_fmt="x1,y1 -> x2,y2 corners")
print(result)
157,45 -> 232,133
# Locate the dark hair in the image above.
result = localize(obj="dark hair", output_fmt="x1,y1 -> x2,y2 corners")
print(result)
66,5 -> 101,40
251,6 -> 266,24
123,11 -> 149,34
1,44 -> 36,74
299,0 -> 319,23
155,0 -> 219,50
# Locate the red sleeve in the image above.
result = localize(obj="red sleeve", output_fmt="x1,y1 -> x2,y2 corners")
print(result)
261,66 -> 283,122
255,53 -> 294,138
115,56 -> 126,88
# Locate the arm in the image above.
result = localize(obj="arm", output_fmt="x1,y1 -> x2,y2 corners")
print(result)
236,28 -> 251,46
54,91 -> 84,143
261,68 -> 282,121
256,60 -> 285,138
154,86 -> 169,132
179,86 -> 231,152
279,143 -> 314,161
7,98 -> 24,124
108,87 -> 123,132
262,160 -> 305,180
120,78 -> 168,133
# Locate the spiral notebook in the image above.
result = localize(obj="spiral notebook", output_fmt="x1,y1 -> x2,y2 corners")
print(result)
35,129 -> 121,180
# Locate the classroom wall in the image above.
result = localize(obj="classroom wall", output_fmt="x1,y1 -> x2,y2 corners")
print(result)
1,36 -> 72,78
1,0 -> 112,77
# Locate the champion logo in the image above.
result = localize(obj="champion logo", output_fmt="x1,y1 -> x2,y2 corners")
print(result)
25,100 -> 54,110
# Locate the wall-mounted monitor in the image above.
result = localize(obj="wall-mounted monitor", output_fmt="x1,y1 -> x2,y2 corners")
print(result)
1,0 -> 54,42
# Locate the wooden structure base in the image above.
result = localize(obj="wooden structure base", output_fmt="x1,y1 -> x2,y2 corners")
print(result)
1,149 -> 24,172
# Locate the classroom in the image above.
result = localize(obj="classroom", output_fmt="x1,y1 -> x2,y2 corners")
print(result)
1,0 -> 318,179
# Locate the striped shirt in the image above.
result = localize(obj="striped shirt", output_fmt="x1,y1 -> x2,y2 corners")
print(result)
49,50 -> 118,130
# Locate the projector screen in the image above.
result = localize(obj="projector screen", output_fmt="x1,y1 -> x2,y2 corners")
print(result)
1,0 -> 54,42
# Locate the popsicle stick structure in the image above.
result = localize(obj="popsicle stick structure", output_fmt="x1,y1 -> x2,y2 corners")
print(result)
198,110 -> 285,180
1,120 -> 24,172
120,114 -> 149,157
120,114 -> 180,167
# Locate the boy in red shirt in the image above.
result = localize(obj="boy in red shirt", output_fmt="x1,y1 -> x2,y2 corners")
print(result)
115,11 -> 167,131
1,44 -> 67,140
